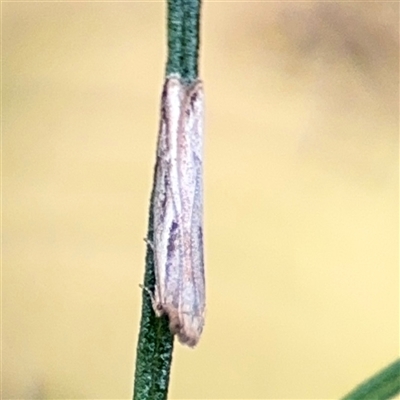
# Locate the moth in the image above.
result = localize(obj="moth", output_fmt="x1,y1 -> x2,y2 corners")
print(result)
148,75 -> 205,347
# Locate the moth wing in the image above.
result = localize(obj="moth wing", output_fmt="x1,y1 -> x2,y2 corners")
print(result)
177,81 -> 206,346
153,78 -> 185,308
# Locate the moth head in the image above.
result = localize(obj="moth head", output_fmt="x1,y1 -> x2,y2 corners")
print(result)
166,309 -> 182,335
154,302 -> 165,317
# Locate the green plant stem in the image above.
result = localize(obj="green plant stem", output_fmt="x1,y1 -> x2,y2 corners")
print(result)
342,359 -> 400,400
132,180 -> 174,400
133,0 -> 202,399
166,0 -> 201,82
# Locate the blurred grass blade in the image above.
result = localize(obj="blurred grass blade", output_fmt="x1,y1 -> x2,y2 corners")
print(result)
342,359 -> 400,400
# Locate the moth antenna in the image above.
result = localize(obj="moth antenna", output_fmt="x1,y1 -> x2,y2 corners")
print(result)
143,237 -> 154,251
139,284 -> 154,301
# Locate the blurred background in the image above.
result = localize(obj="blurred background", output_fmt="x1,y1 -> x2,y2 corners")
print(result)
3,2 -> 398,399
